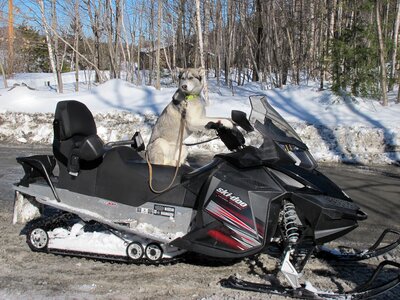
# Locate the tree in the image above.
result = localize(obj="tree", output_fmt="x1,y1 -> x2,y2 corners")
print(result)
376,0 -> 389,106
38,0 -> 58,91
6,0 -> 399,106
389,0 -> 400,91
73,0 -> 80,91
19,25 -> 49,72
86,0 -> 104,83
8,0 -> 14,76
155,0 -> 162,90
195,0 -> 209,103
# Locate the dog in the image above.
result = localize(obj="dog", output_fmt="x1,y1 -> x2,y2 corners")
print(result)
146,67 -> 233,166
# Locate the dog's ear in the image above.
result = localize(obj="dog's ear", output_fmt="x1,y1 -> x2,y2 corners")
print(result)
176,67 -> 184,77
197,67 -> 205,80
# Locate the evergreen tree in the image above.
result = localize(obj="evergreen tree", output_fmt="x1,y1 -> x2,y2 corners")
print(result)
18,25 -> 49,72
331,1 -> 381,99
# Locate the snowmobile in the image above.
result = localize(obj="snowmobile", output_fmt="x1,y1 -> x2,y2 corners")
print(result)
13,96 -> 400,299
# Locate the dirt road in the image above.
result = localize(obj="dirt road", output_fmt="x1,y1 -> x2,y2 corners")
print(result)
0,145 -> 399,299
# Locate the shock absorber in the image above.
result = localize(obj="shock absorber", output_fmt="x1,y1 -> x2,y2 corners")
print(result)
282,201 -> 300,245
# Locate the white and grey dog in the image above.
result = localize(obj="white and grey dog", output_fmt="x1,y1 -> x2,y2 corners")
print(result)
146,67 -> 233,166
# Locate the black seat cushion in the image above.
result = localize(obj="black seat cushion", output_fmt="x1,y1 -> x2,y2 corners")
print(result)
96,146 -> 193,207
76,135 -> 105,161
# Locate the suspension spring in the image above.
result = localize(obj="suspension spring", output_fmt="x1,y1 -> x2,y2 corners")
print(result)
282,201 -> 300,245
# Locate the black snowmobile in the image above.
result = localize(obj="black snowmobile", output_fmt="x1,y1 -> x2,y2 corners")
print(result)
13,96 -> 400,299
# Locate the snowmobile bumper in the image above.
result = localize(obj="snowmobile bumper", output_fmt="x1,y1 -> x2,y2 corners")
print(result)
13,190 -> 42,225
316,228 -> 400,261
13,155 -> 59,225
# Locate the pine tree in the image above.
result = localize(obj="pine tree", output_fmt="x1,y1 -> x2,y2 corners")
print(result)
19,25 -> 49,72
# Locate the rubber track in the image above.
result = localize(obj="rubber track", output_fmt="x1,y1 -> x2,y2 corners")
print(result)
28,212 -> 183,265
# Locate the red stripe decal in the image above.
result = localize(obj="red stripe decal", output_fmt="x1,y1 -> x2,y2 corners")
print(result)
207,229 -> 246,250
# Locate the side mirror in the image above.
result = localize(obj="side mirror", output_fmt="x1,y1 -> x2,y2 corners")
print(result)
231,110 -> 254,132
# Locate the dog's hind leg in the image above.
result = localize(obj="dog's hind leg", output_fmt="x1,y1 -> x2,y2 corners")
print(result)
172,143 -> 188,166
147,138 -> 171,165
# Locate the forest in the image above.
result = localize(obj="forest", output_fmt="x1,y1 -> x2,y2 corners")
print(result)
1,0 -> 399,105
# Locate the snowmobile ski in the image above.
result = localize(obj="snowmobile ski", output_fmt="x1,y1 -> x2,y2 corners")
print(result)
222,260 -> 400,299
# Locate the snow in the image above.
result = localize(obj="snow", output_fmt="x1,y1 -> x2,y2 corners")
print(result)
49,226 -> 127,256
0,71 -> 399,165
47,221 -> 185,258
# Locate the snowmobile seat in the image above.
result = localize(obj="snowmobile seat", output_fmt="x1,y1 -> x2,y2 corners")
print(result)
96,146 -> 193,207
53,100 -> 105,195
53,100 -> 195,208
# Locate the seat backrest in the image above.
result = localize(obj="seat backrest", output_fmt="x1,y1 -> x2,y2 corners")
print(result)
53,100 -> 104,174
52,101 -> 104,195
54,100 -> 97,141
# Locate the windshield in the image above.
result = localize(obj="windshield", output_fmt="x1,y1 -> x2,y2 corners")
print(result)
248,95 -> 317,170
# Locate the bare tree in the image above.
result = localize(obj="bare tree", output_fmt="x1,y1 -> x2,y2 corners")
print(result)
86,0 -> 104,83
155,0 -> 162,90
73,0 -> 80,91
38,0 -> 58,91
389,0 -> 400,91
195,0 -> 209,103
376,1 -> 389,106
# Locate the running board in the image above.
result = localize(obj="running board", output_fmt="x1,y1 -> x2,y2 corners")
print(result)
221,260 -> 400,299
316,229 -> 400,261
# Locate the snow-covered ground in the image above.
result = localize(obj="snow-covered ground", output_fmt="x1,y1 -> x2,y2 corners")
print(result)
0,71 -> 399,165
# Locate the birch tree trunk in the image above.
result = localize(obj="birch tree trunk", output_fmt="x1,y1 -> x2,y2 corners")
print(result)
176,0 -> 186,68
0,62 -> 8,88
195,0 -> 209,104
114,0 -> 122,79
389,0 -> 400,91
51,0 -> 64,93
120,0 -> 132,82
149,0 -> 155,85
253,0 -> 262,82
74,0 -> 80,92
203,0 -> 210,74
397,73 -> 400,103
215,0 -> 222,85
105,0 -> 116,79
38,0 -> 58,91
155,0 -> 162,90
137,1 -> 144,85
376,1 -> 389,106
86,0 -> 103,83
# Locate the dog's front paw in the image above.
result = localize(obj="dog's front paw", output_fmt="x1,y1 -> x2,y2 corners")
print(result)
205,121 -> 220,130
220,119 -> 234,129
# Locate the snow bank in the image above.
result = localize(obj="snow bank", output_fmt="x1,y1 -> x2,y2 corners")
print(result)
0,75 -> 399,165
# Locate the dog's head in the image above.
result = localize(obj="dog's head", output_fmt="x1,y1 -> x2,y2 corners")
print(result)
177,67 -> 205,95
